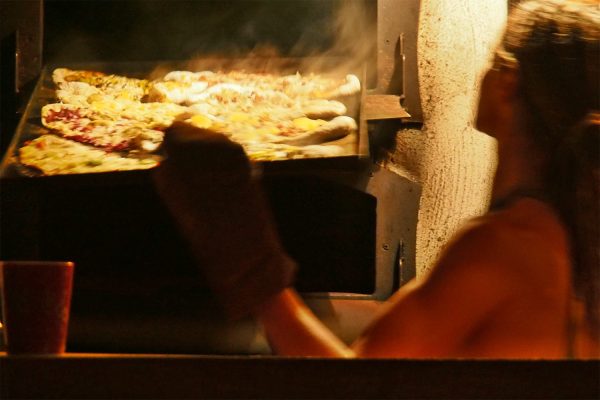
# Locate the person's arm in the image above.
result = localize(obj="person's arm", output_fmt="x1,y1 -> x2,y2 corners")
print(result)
154,123 -> 516,357
258,218 -> 515,358
259,288 -> 355,357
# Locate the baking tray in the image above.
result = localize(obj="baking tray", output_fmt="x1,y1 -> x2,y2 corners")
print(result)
0,58 -> 369,182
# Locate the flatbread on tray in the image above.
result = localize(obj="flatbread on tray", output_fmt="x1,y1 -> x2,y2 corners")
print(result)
19,134 -> 158,175
19,67 -> 361,175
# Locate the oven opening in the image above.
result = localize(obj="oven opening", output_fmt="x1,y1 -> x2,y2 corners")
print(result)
1,0 -> 422,354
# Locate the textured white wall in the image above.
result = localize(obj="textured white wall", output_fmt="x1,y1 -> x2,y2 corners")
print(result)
385,0 -> 508,277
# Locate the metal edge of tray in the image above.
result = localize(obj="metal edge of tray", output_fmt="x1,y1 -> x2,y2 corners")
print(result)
0,67 -> 50,180
0,58 -> 370,183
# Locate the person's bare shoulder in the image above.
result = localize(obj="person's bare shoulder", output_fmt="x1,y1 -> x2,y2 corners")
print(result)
438,197 -> 570,287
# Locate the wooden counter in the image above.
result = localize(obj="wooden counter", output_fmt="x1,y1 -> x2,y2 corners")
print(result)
1,353 -> 598,399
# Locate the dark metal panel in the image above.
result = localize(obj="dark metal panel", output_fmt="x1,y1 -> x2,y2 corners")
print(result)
0,0 -> 43,92
0,0 -> 43,153
366,166 -> 421,299
376,0 -> 422,122
307,163 -> 422,301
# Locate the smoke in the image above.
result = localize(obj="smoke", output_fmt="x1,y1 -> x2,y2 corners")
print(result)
44,0 -> 376,79
298,0 -> 377,75
174,0 -> 377,79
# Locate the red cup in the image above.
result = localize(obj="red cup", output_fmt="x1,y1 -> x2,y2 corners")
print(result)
1,261 -> 74,354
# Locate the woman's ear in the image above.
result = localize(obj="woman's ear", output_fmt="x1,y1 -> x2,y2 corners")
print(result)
475,66 -> 521,136
497,67 -> 520,102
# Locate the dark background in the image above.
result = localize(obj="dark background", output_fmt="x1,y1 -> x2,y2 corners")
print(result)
43,0 -> 369,64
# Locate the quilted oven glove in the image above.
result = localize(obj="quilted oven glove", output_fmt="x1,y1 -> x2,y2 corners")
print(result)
153,122 -> 297,320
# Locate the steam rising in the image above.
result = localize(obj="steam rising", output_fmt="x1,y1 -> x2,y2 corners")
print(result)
44,1 -> 376,79
156,0 -> 377,80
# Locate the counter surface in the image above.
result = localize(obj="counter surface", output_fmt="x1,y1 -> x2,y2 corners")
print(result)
1,352 -> 599,399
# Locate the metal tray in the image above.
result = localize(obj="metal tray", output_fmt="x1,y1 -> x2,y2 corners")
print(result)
0,59 -> 369,182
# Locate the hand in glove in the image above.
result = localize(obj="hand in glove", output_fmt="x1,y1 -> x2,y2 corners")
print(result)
153,122 -> 296,319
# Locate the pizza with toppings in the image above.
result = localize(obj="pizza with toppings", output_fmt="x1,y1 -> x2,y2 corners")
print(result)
53,68 -> 149,102
41,103 -> 165,152
19,135 -> 159,175
18,66 -> 361,175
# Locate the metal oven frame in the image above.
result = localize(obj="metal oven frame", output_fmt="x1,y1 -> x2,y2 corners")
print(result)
1,0 -> 422,353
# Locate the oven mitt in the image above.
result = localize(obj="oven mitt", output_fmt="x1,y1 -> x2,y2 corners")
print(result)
153,122 -> 297,320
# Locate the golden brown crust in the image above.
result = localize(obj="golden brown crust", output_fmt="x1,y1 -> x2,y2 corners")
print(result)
23,68 -> 361,174
19,135 -> 158,175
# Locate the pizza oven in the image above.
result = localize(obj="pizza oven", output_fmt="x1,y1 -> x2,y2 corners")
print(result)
0,0 -> 422,354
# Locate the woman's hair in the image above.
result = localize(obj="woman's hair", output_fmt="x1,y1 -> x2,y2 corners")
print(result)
499,0 -> 599,337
